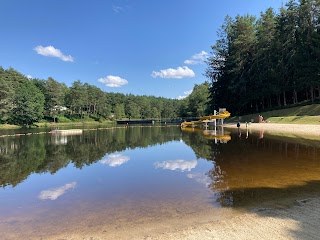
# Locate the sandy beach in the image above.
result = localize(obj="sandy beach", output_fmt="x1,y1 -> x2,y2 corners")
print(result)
226,122 -> 320,137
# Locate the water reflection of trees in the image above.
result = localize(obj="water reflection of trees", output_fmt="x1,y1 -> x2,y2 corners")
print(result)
183,131 -> 320,208
0,126 -> 181,187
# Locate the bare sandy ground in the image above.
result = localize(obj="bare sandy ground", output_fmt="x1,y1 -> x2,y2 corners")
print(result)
226,122 -> 320,137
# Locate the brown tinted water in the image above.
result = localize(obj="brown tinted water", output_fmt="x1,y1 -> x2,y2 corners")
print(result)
0,126 -> 319,239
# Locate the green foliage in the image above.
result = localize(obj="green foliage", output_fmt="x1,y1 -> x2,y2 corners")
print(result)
10,80 -> 45,126
114,104 -> 125,119
0,71 -> 14,123
229,102 -> 320,124
57,116 -> 72,123
78,116 -> 95,122
44,77 -> 66,122
187,82 -> 211,116
206,0 -> 320,115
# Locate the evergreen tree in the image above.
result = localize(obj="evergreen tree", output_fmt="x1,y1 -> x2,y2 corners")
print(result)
10,80 -> 45,126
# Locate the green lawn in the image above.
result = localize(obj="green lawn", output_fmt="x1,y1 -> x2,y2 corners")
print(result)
0,124 -> 21,129
228,103 -> 320,125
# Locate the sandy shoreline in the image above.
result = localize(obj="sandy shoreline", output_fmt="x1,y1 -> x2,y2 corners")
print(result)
225,122 -> 320,137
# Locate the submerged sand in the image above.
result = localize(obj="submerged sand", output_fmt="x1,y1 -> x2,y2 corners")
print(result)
39,197 -> 320,240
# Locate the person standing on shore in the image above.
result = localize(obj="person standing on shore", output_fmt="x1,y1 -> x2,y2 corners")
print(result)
237,122 -> 241,137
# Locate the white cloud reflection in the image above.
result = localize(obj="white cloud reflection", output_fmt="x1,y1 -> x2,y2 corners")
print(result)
100,153 -> 130,167
187,173 -> 211,186
154,159 -> 197,172
38,182 -> 77,201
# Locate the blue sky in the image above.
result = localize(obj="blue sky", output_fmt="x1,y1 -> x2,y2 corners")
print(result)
0,0 -> 284,99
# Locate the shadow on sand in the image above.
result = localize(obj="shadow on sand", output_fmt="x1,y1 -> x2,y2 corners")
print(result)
214,180 -> 320,239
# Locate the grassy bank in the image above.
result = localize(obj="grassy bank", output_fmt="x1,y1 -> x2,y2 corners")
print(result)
228,103 -> 320,124
0,124 -> 21,129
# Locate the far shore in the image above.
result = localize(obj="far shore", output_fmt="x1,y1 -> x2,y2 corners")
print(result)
0,121 -> 115,129
225,122 -> 320,137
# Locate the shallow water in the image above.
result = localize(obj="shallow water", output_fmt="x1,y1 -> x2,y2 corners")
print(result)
0,125 -> 320,239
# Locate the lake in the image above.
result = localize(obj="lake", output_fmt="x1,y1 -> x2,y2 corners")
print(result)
0,125 -> 320,239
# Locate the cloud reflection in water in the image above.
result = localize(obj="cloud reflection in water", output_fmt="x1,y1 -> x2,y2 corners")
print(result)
187,173 -> 211,186
154,159 -> 197,172
100,153 -> 130,167
38,182 -> 77,200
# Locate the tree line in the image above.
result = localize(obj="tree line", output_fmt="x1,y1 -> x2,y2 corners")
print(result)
206,0 -> 320,115
0,67 -> 210,126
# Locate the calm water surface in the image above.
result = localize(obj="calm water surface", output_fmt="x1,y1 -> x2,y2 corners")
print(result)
0,125 -> 320,239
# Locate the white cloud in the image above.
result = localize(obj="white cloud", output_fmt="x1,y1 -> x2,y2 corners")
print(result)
38,182 -> 77,201
154,159 -> 197,172
100,153 -> 130,167
187,173 -> 211,186
26,75 -> 33,79
176,89 -> 193,100
113,5 -> 123,13
184,59 -> 198,65
151,66 -> 195,79
176,96 -> 185,100
34,45 -> 74,62
98,75 -> 128,87
184,51 -> 208,65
